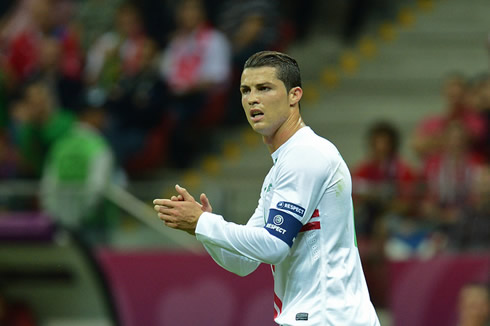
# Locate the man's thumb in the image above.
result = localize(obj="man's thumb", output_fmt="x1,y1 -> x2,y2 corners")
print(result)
200,193 -> 212,213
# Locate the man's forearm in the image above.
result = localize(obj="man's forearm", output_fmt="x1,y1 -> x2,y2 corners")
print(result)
196,212 -> 290,265
201,242 -> 261,277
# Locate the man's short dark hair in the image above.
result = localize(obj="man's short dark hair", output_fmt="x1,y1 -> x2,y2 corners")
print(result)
244,51 -> 302,91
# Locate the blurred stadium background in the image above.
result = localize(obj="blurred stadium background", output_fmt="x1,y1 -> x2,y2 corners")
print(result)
0,0 -> 488,325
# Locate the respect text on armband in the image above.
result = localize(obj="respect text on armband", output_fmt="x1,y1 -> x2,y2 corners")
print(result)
277,201 -> 305,217
265,223 -> 287,235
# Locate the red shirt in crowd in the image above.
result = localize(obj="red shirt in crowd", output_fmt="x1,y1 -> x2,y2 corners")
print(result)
353,157 -> 417,201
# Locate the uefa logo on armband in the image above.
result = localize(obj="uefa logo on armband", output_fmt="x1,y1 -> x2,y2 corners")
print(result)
273,215 -> 284,226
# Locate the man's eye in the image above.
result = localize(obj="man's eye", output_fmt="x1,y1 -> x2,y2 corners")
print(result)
241,89 -> 250,95
259,87 -> 270,91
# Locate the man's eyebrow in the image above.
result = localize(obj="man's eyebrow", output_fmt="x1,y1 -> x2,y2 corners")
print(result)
256,82 -> 273,87
240,82 -> 273,89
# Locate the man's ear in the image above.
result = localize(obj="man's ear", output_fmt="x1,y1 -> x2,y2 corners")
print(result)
289,87 -> 303,107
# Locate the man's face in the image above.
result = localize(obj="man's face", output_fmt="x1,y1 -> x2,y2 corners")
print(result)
240,67 -> 292,137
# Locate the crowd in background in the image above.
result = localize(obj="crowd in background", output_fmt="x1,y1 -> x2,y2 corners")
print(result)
0,0 -> 407,183
0,0 -> 300,183
353,72 -> 490,253
353,72 -> 490,306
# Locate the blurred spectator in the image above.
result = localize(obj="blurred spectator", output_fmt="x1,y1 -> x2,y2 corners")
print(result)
480,76 -> 490,161
84,2 -> 169,167
0,0 -> 33,52
135,0 -> 175,48
160,0 -> 231,97
456,282 -> 490,326
30,36 -> 82,111
464,74 -> 488,113
353,121 -> 416,237
1,0 -> 83,90
85,2 -> 150,90
447,164 -> 490,251
411,73 -> 486,161
465,74 -> 490,162
352,121 -> 436,269
74,0 -> 124,51
352,121 -> 418,305
420,122 -> 483,229
218,0 -> 280,69
10,79 -> 75,177
159,0 -> 231,166
40,93 -> 118,245
104,39 -> 169,167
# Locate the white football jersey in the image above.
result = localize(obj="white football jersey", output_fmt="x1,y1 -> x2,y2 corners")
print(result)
196,127 -> 380,325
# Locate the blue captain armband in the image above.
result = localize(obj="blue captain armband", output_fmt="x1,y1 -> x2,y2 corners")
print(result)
264,209 -> 303,247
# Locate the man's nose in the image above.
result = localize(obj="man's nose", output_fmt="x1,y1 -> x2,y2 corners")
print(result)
248,90 -> 259,106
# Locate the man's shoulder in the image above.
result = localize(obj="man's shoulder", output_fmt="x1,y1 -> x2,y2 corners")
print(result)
277,130 -> 342,175
282,129 -> 339,161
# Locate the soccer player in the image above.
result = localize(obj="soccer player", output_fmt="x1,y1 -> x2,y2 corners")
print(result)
154,51 -> 380,325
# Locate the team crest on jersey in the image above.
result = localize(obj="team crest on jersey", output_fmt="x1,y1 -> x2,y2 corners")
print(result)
277,201 -> 305,217
273,215 -> 284,225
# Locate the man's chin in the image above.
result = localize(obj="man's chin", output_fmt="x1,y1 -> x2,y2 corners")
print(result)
251,124 -> 266,135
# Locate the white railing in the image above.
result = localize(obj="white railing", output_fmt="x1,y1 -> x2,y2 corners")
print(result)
0,180 -> 202,252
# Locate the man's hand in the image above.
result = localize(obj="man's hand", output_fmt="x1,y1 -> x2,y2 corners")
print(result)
170,189 -> 212,214
153,185 -> 212,235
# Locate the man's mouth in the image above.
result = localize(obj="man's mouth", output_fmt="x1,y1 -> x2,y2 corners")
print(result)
250,109 -> 264,121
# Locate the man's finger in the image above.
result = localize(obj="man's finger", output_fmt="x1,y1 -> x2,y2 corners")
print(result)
153,204 -> 175,213
153,204 -> 165,212
158,213 -> 177,223
153,199 -> 168,205
164,221 -> 178,229
156,205 -> 179,217
153,199 -> 178,207
175,184 -> 194,201
170,195 -> 185,201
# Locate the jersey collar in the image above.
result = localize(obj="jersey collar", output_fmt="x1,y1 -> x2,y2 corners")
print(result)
270,126 -> 311,164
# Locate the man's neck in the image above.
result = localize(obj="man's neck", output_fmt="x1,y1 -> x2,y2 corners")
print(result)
263,112 -> 306,154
